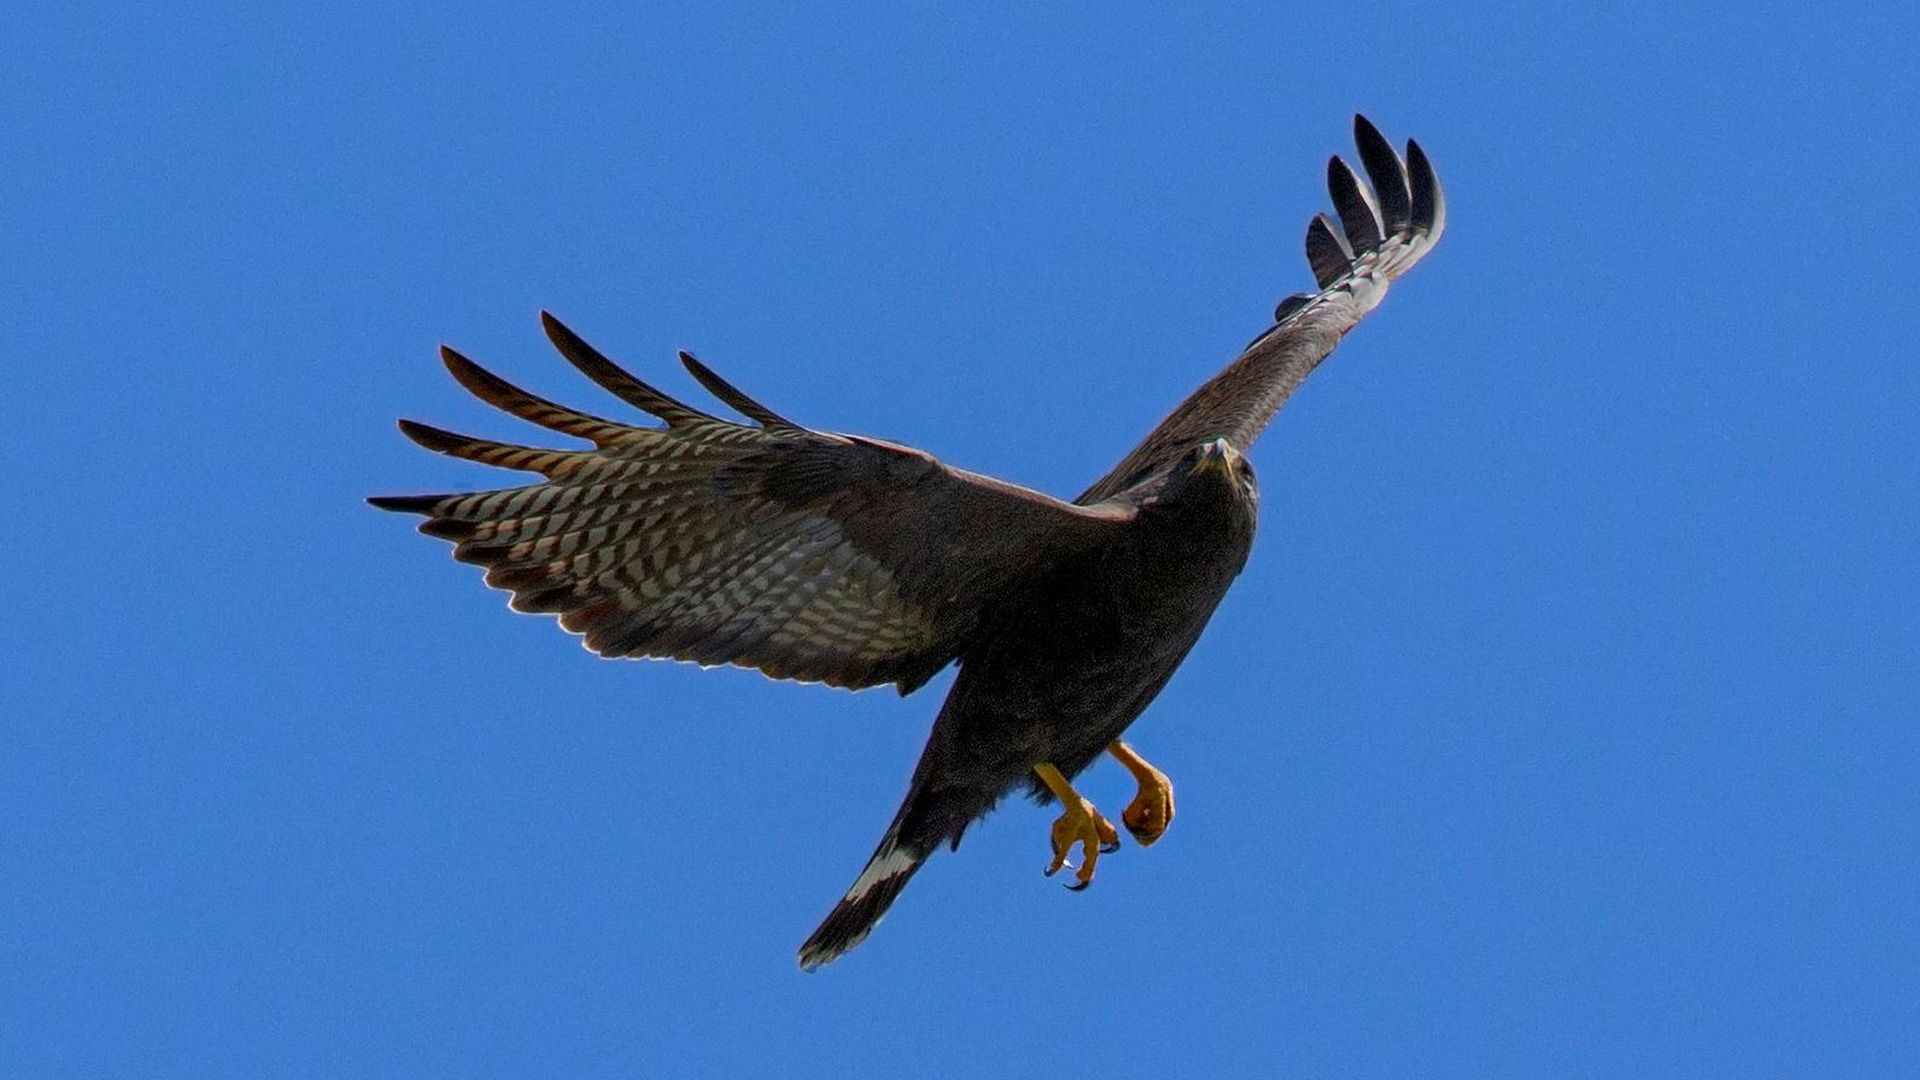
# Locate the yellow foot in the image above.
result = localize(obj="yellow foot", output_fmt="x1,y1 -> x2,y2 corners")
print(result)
1034,763 -> 1120,890
1109,741 -> 1175,847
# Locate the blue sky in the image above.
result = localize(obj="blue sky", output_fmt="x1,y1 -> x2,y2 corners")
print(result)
5,4 -> 1917,1077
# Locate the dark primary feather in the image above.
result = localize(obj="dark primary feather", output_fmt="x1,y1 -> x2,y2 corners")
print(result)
541,310 -> 723,427
678,350 -> 803,431
1304,214 -> 1352,290
1407,140 -> 1446,240
438,345 -> 632,445
1272,292 -> 1314,323
371,314 -> 1132,693
1353,114 -> 1412,231
1077,115 -> 1445,504
1327,156 -> 1384,254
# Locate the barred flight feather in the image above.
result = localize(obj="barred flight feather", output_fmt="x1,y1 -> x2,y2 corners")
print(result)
373,313 -> 1130,692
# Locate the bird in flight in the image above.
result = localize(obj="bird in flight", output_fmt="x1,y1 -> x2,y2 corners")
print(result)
371,115 -> 1444,970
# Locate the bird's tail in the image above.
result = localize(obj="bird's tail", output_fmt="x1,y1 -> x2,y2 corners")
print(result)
797,824 -> 930,971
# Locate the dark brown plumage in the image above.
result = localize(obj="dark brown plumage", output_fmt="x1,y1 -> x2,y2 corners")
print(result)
370,115 -> 1445,969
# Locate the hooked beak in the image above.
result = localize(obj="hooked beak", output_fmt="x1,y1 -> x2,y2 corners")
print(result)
1196,438 -> 1240,479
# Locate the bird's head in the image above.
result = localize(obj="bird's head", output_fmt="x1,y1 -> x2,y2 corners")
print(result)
1151,438 -> 1257,513
1130,437 -> 1259,542
1186,438 -> 1254,492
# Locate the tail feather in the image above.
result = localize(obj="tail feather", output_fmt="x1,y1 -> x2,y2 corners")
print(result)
797,830 -> 929,971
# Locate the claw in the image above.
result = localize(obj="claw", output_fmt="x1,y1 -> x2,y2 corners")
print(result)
1110,741 -> 1176,847
1034,762 -> 1116,890
1064,877 -> 1092,892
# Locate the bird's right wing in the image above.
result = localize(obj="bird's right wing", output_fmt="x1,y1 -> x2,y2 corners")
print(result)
1078,115 -> 1444,504
372,314 -> 1132,694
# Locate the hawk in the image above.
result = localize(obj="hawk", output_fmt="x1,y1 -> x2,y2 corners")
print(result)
370,115 -> 1444,969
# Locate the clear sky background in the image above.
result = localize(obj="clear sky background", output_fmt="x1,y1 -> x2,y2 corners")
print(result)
5,4 -> 1917,1077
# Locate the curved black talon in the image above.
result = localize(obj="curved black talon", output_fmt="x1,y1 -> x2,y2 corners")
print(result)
1099,841 -> 1121,855
1064,878 -> 1092,892
1043,861 -> 1068,878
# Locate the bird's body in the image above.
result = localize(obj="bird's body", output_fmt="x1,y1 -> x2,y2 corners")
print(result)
372,116 -> 1444,969
796,449 -> 1258,963
939,452 -> 1257,820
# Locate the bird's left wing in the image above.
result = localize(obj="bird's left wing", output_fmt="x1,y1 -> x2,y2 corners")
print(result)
372,313 -> 1131,694
1079,115 -> 1445,504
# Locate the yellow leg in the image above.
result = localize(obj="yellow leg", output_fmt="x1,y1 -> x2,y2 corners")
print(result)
1033,763 -> 1120,890
1108,741 -> 1175,846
